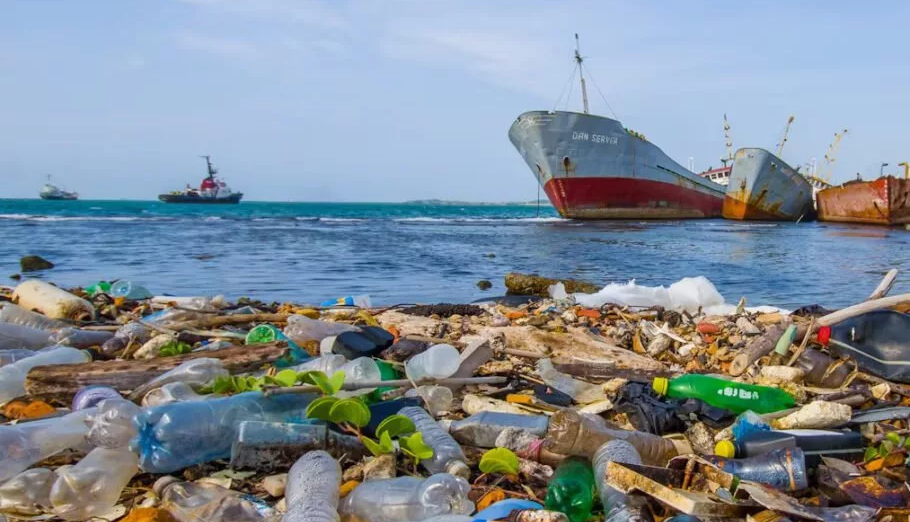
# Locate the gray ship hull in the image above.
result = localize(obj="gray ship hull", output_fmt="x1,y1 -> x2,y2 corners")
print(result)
723,148 -> 813,221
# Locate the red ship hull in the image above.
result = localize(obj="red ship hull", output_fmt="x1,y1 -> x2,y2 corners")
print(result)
817,176 -> 910,225
543,177 -> 724,219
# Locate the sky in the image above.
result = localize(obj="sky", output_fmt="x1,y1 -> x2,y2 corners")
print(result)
2,0 -> 909,201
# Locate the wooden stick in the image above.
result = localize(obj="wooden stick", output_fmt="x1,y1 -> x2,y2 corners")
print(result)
818,293 -> 910,327
264,375 -> 507,395
867,269 -> 899,300
786,317 -> 815,367
728,322 -> 790,376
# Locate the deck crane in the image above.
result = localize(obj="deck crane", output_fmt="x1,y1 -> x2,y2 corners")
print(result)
776,115 -> 795,157
721,114 -> 733,167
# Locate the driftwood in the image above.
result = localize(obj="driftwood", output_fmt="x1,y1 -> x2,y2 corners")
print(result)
25,341 -> 289,401
551,356 -> 673,383
729,322 -> 809,376
867,269 -> 899,300
167,313 -> 292,332
818,293 -> 910,327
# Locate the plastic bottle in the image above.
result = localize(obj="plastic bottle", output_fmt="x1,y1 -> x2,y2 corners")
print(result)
716,429 -> 864,467
537,359 -> 606,404
0,409 -> 93,482
0,349 -> 39,368
405,385 -> 454,415
818,310 -> 910,383
339,474 -> 474,522
405,344 -> 460,381
48,328 -> 114,349
652,375 -> 795,414
545,457 -> 595,522
0,302 -> 69,331
131,391 -> 317,473
592,440 -> 648,522
441,412 -> 550,448
110,280 -> 153,300
142,381 -> 212,407
291,354 -> 347,375
12,280 -> 95,321
155,476 -> 275,522
545,410 -> 680,467
50,446 -> 139,520
283,315 -> 359,344
472,499 -> 543,522
85,398 -> 142,449
399,406 -> 470,478
792,349 -> 851,388
0,347 -> 90,405
282,450 -> 341,522
230,421 -> 365,469
101,321 -> 153,356
128,357 -> 228,401
767,324 -> 798,366
705,447 -> 807,491
0,467 -> 56,516
0,323 -> 53,351
72,385 -> 123,411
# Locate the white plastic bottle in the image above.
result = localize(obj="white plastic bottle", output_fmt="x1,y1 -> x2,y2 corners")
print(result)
282,451 -> 341,522
405,344 -> 460,381
12,280 -> 95,321
399,406 -> 469,478
0,347 -> 90,405
339,474 -> 474,522
50,446 -> 139,520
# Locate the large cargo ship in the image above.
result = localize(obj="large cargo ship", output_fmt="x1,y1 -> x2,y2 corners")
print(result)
817,175 -> 910,226
723,148 -> 813,221
508,36 -> 725,220
159,156 -> 243,204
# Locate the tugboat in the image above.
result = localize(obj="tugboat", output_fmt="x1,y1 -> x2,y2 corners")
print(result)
158,156 -> 243,204
39,175 -> 78,200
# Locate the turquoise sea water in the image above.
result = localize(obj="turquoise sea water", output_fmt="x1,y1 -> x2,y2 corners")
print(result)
0,199 -> 908,308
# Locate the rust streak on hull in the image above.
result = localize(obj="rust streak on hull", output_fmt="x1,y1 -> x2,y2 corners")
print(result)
817,176 -> 910,226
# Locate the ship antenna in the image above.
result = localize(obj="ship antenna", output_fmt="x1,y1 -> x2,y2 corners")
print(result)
574,34 -> 589,115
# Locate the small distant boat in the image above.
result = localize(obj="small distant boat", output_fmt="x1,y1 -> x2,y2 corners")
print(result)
39,176 -> 78,200
817,174 -> 910,226
159,156 -> 243,204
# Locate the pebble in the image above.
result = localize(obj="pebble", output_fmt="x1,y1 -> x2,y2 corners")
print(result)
261,473 -> 287,497
363,454 -> 396,480
735,316 -> 761,335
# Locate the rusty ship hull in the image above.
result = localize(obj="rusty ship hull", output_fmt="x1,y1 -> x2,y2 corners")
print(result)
508,111 -> 725,219
817,176 -> 910,225
723,148 -> 813,221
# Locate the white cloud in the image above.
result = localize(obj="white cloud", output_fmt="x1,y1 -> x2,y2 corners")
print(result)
176,33 -> 260,60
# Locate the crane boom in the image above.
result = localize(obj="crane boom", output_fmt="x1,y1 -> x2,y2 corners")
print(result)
818,129 -> 848,183
899,162 -> 909,179
722,114 -> 733,166
776,115 -> 795,157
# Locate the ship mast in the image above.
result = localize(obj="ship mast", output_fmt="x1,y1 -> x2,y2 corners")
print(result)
776,115 -> 795,157
574,34 -> 589,115
200,155 -> 217,179
721,114 -> 733,167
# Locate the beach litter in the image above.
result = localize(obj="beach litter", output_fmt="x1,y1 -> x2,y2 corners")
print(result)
0,269 -> 908,521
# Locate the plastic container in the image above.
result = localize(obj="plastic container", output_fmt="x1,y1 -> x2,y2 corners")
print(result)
399,406 -> 469,478
706,447 -> 808,491
49,328 -> 114,349
230,421 -> 364,470
85,398 -> 142,449
50,446 -> 139,520
537,359 -> 606,404
72,385 -> 123,411
130,391 -> 317,473
0,323 -> 53,351
592,440 -> 647,522
405,344 -> 460,381
110,280 -> 153,300
0,467 -> 56,516
155,476 -> 275,522
792,349 -> 852,388
442,412 -> 549,448
0,347 -> 90,405
128,357 -> 228,401
142,381 -> 212,407
283,315 -> 359,344
545,410 -> 680,467
0,349 -> 39,368
0,302 -> 69,331
282,450 -> 341,522
339,474 -> 474,522
545,457 -> 595,522
12,280 -> 95,321
767,324 -> 798,366
818,310 -> 910,383
326,327 -> 395,359
717,429 -> 864,467
405,385 -> 454,415
0,409 -> 93,482
321,294 -> 372,308
652,375 -> 795,414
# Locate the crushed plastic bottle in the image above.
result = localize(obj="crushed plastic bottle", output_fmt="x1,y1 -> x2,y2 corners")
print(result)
0,323 -> 53,351
652,374 -> 795,414
72,385 -> 122,411
399,406 -> 470,478
48,328 -> 115,349
131,391 -> 317,473
12,279 -> 95,321
101,321 -> 153,356
50,446 -> 139,520
592,440 -> 648,522
110,280 -> 153,300
0,302 -> 69,331
0,349 -> 38,368
545,457 -> 595,522
282,450 -> 341,522
85,398 -> 141,449
536,359 -> 607,404
0,409 -> 93,482
405,385 -> 454,416
706,447 -> 808,491
231,421 -> 365,469
0,347 -> 91,405
339,474 -> 474,522
0,467 -> 56,516
283,315 -> 360,344
405,344 -> 460,381
441,412 -> 550,448
155,476 -> 275,522
129,357 -> 228,401
142,381 -> 212,407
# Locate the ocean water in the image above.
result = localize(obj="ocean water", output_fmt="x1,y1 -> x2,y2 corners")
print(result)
0,199 -> 908,309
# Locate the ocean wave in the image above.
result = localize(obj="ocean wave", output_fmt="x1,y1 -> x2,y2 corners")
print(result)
318,218 -> 367,223
0,214 -> 154,222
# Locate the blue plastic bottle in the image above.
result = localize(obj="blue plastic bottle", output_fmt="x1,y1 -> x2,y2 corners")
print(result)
130,391 -> 316,473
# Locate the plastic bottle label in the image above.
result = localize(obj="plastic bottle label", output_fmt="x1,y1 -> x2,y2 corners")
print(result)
718,387 -> 758,400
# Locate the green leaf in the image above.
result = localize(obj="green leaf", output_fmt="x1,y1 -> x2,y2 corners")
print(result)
159,341 -> 192,357
329,398 -> 371,427
361,436 -> 389,457
864,447 -> 879,463
246,376 -> 263,391
479,447 -> 520,476
376,415 -> 416,440
306,396 -> 339,421
379,431 -> 394,452
879,443 -> 892,458
399,432 -> 433,462
232,375 -> 249,392
886,432 -> 902,446
328,370 -> 346,394
903,437 -> 910,450
274,369 -> 298,388
299,371 -> 334,395
211,375 -> 234,394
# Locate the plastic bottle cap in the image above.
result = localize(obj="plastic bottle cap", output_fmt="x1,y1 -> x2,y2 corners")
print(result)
715,440 -> 736,458
447,460 -> 471,480
652,377 -> 669,396
817,326 -> 832,346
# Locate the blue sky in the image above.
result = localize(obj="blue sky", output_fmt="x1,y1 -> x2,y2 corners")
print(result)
1,0 -> 908,201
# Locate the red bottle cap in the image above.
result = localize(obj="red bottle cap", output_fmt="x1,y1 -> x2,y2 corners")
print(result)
817,326 -> 832,346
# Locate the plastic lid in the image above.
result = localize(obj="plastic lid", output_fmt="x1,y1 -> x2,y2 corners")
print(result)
715,440 -> 736,458
447,460 -> 471,480
653,377 -> 669,395
817,326 -> 832,346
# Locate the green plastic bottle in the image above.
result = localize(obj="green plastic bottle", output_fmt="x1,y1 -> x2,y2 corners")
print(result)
545,457 -> 595,522
652,375 -> 794,414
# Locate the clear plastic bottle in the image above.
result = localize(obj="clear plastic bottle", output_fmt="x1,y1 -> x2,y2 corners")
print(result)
405,385 -> 454,416
155,476 -> 275,522
101,322 -> 152,356
142,381 -> 212,407
0,467 -> 56,516
0,347 -> 90,405
0,323 -> 53,351
0,302 -> 69,331
110,280 -> 153,300
131,391 -> 317,473
0,409 -> 92,482
441,412 -> 550,448
48,328 -> 114,349
405,344 -> 460,381
0,349 -> 38,368
72,385 -> 122,411
339,474 -> 474,522
283,315 -> 359,344
291,354 -> 348,374
592,440 -> 648,522
50,446 -> 139,520
399,406 -> 469,478
536,359 -> 606,404
128,358 -> 228,401
85,398 -> 141,449
282,450 -> 341,522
